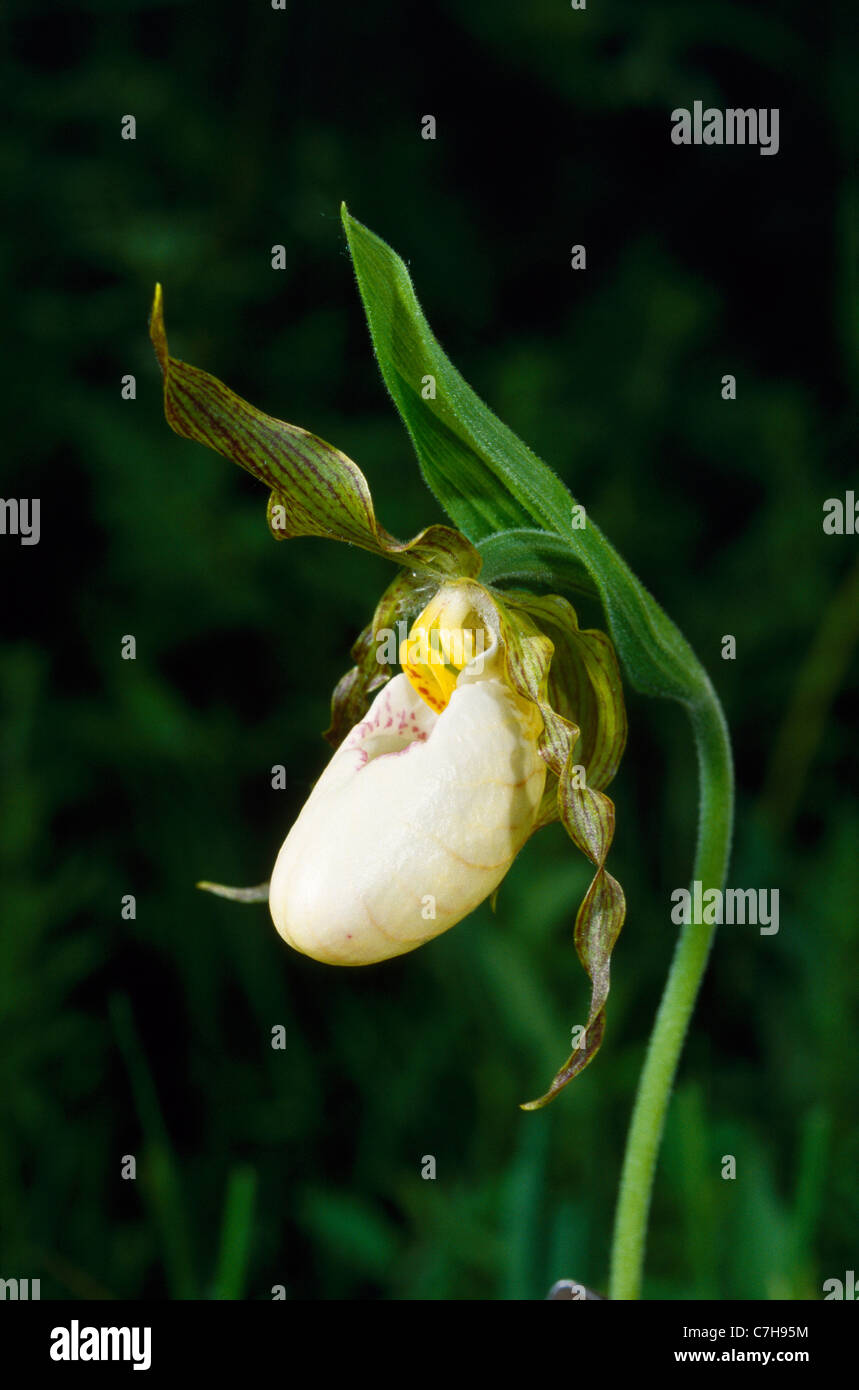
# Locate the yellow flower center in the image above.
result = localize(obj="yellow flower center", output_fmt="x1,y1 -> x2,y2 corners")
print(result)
400,588 -> 490,713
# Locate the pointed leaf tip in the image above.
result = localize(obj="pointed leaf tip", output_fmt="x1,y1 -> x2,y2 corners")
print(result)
149,282 -> 167,372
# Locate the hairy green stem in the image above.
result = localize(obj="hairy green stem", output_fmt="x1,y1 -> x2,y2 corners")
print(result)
608,682 -> 734,1299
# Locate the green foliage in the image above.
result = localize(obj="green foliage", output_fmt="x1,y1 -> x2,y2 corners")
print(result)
343,206 -> 714,707
1,0 -> 855,1301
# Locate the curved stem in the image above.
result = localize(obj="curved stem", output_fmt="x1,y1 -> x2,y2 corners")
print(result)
608,682 -> 734,1299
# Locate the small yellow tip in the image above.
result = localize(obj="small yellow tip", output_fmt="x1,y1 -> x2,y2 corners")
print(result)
519,1092 -> 552,1112
149,283 -> 167,368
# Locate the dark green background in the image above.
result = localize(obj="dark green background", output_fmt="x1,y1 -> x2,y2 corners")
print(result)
1,0 -> 856,1299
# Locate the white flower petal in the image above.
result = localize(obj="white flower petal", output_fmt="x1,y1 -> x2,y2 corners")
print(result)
269,671 -> 546,964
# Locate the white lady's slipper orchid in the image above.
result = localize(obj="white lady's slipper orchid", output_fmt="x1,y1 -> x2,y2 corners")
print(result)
269,591 -> 546,964
151,281 -> 628,1103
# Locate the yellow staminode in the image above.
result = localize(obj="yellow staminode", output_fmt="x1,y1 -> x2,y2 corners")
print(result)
400,587 -> 490,713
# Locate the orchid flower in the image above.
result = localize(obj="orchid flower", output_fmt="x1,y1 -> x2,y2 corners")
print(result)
149,289 -> 627,1109
150,207 -> 733,1298
268,584 -> 550,967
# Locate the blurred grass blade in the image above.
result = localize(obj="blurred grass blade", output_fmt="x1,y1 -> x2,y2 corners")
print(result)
109,993 -> 197,1299
212,1164 -> 258,1300
790,1106 -> 830,1273
502,1117 -> 549,1299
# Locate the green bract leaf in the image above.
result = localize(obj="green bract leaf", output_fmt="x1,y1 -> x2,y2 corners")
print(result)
149,283 -> 481,582
341,206 -> 711,709
341,209 -> 570,542
478,529 -> 598,600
